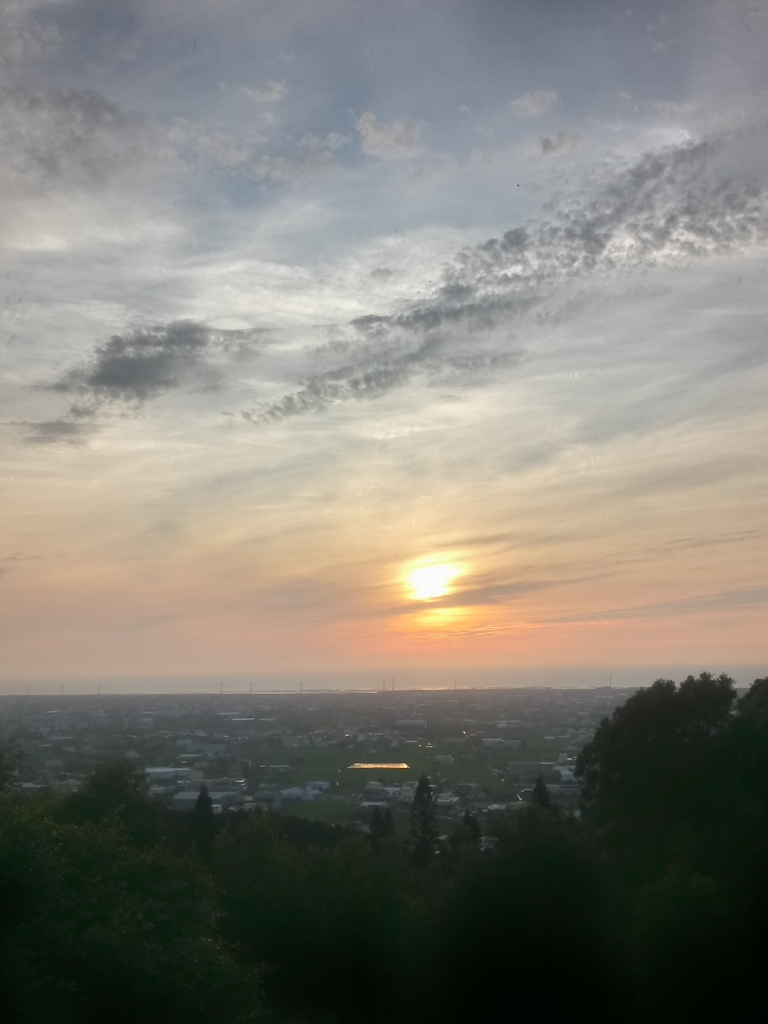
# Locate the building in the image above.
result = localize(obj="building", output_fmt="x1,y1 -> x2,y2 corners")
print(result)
172,790 -> 202,812
436,793 -> 460,811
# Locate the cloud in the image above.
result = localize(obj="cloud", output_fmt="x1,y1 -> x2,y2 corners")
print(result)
0,1 -> 60,71
0,85 -> 163,196
246,130 -> 768,422
247,131 -> 348,182
20,420 -> 92,446
252,148 -> 338,182
470,130 -> 582,169
241,80 -> 287,104
301,132 -> 350,152
398,156 -> 457,191
453,134 -> 767,288
535,131 -> 582,158
50,320 -> 265,410
250,332 -> 526,422
176,118 -> 338,175
634,100 -> 697,120
174,121 -> 251,167
357,111 -> 422,160
552,586 -> 768,625
510,90 -> 558,117
0,81 -> 172,251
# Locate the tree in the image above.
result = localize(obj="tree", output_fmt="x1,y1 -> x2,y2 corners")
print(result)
0,743 -> 20,788
370,806 -> 384,839
382,808 -> 395,837
0,793 -> 261,1023
738,676 -> 768,719
462,811 -> 480,843
57,759 -> 166,849
370,807 -> 395,842
212,813 -> 416,1024
532,773 -> 551,808
194,783 -> 215,825
192,784 -> 217,862
442,812 -> 482,869
630,864 -> 737,1018
434,806 -> 614,1023
410,774 -> 437,868
576,673 -> 736,839
62,758 -> 149,811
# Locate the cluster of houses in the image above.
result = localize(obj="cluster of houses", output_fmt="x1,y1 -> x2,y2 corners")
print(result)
138,752 -> 582,818
1,688 -> 630,814
359,779 -> 462,812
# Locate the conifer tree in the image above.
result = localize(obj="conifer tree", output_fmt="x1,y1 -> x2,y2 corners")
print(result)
463,810 -> 480,842
370,806 -> 396,841
370,806 -> 385,840
193,783 -> 216,861
532,773 -> 551,808
410,773 -> 438,867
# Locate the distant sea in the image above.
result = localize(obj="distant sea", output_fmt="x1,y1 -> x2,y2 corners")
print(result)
1,666 -> 766,696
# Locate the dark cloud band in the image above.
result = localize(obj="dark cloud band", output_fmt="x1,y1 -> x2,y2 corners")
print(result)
250,131 -> 768,422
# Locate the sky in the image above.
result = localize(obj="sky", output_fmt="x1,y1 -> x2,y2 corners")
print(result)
1,0 -> 767,690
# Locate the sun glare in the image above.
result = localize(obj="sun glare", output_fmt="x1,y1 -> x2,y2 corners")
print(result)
407,563 -> 460,601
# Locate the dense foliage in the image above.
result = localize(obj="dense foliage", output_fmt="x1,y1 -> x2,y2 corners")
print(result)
2,671 -> 768,1022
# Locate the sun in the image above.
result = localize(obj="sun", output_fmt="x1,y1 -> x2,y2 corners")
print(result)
407,563 -> 460,601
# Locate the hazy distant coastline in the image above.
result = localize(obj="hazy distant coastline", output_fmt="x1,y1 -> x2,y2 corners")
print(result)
3,665 -> 766,696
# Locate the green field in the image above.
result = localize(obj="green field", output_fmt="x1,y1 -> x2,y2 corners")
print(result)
256,743 -> 510,798
278,799 -> 360,824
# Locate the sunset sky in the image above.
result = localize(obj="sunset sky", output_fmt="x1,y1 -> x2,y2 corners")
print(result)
1,0 -> 767,689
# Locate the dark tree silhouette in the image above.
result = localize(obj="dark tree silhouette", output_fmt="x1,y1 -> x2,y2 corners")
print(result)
532,773 -> 551,808
462,811 -> 480,842
738,676 -> 768,719
194,783 -> 215,824
370,806 -> 385,838
410,774 -> 437,868
0,743 -> 19,788
576,672 -> 736,838
192,784 -> 217,861
0,792 -> 260,1024
370,806 -> 395,841
57,759 -> 166,849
